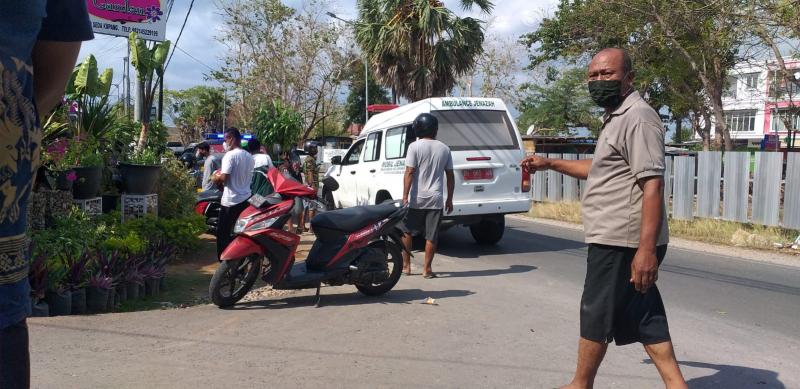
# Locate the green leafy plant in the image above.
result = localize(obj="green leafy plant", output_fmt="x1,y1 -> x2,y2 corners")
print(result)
46,260 -> 68,293
252,100 -> 303,152
126,147 -> 162,165
66,54 -> 117,142
157,158 -> 197,218
129,32 -> 171,151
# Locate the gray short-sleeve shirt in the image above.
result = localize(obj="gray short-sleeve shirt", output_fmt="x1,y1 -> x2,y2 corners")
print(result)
582,91 -> 669,248
406,139 -> 453,209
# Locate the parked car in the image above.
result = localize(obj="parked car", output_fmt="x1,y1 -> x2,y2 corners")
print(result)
167,141 -> 185,157
325,97 -> 531,245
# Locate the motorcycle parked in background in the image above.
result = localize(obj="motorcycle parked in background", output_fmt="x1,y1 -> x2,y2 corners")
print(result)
209,168 -> 408,308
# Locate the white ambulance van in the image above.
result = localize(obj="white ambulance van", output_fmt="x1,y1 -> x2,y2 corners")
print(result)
325,97 -> 531,245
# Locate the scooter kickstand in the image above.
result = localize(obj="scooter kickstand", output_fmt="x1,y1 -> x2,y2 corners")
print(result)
314,282 -> 322,308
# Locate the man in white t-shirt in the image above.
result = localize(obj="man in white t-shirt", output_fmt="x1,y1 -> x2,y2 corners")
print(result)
247,138 -> 273,169
212,128 -> 255,257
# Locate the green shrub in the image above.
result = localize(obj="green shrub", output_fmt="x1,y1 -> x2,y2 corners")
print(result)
157,157 -> 198,219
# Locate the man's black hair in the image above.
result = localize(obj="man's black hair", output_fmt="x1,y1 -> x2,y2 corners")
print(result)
197,142 -> 210,152
247,138 -> 261,153
621,49 -> 632,74
225,127 -> 241,141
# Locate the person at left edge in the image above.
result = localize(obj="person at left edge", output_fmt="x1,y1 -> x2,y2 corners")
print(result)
1,1 -> 93,388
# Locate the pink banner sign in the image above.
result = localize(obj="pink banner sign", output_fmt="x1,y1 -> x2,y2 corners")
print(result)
87,0 -> 170,41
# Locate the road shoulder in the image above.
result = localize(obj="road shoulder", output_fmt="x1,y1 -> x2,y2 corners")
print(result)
508,214 -> 800,269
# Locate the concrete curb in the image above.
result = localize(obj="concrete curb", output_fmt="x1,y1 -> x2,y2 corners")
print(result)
507,214 -> 800,269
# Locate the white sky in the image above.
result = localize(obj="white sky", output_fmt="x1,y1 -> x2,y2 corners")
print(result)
79,0 -> 560,100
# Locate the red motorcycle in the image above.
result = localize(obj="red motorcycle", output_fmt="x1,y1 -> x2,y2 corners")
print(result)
209,168 -> 409,308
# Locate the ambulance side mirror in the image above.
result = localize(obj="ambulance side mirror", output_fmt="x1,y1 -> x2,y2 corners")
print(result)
330,156 -> 342,165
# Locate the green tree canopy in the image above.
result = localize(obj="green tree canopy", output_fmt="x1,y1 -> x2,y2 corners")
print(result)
517,67 -> 602,137
356,0 -> 493,101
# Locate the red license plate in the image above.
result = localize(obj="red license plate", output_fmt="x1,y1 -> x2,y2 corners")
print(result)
463,168 -> 493,181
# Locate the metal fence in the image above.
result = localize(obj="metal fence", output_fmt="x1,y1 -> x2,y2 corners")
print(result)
530,151 -> 800,230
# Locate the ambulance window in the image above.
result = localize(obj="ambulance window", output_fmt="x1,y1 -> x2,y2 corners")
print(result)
364,132 -> 382,162
385,126 -> 414,159
433,110 -> 518,151
343,139 -> 365,165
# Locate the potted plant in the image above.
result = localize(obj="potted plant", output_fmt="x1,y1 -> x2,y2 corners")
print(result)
42,138 -> 77,191
140,264 -> 163,297
65,54 -> 117,199
28,253 -> 50,317
119,146 -> 162,194
124,256 -> 144,300
86,273 -> 113,313
44,260 -> 71,316
66,251 -> 90,314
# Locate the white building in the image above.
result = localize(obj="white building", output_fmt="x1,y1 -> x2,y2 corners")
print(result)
715,59 -> 800,148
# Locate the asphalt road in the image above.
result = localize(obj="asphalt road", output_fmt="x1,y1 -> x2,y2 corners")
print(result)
29,218 -> 800,388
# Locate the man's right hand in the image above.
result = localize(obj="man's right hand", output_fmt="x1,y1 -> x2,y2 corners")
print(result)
520,155 -> 551,173
401,197 -> 409,206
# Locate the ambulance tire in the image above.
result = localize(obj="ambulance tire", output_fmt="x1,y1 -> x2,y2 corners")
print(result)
469,216 -> 505,245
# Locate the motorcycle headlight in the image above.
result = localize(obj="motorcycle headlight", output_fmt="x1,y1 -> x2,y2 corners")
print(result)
233,218 -> 248,234
245,216 -> 280,232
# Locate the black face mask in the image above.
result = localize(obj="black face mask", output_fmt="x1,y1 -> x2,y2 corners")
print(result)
588,80 -> 624,108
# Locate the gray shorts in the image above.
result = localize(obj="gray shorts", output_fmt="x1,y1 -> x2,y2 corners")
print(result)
400,208 -> 442,243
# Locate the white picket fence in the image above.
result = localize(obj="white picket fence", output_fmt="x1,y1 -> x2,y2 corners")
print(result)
531,151 -> 800,230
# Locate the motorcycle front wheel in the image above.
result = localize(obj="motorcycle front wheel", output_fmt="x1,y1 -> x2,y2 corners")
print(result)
209,255 -> 262,307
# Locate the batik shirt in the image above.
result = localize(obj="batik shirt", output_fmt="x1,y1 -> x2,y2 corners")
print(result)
0,0 -> 92,328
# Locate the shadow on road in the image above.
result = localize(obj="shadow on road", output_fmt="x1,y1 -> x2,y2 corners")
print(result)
229,288 -> 475,310
434,225 -> 586,259
644,359 -> 785,388
441,264 -> 538,278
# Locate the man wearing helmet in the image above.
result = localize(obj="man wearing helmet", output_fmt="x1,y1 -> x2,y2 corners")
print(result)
401,113 -> 454,278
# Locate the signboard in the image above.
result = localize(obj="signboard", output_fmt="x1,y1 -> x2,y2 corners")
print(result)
87,0 -> 172,41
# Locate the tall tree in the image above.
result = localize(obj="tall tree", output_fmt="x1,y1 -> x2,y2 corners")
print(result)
455,32 -> 523,107
521,0 -> 749,150
214,0 -> 350,141
166,86 -> 228,144
355,0 -> 493,101
343,60 -> 390,128
517,67 -> 603,136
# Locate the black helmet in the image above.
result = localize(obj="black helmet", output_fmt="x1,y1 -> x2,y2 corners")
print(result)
413,113 -> 438,138
304,140 -> 319,155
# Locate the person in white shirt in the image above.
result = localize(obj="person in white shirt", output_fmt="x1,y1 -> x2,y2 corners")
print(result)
212,128 -> 255,257
246,138 -> 273,169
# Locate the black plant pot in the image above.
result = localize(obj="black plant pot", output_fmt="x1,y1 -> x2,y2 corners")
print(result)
87,287 -> 110,313
116,285 -> 127,304
126,282 -> 140,300
45,290 -> 72,316
145,278 -> 159,296
54,171 -> 74,191
139,283 -> 146,297
159,276 -> 166,292
72,166 -> 103,199
102,194 -> 119,213
71,288 -> 87,314
31,300 -> 49,317
119,163 -> 160,194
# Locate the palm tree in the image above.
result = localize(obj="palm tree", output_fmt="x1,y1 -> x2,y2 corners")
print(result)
356,0 -> 493,102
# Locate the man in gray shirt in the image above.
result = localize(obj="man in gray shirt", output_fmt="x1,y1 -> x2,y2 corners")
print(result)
401,113 -> 454,279
197,142 -> 222,191
522,48 -> 686,389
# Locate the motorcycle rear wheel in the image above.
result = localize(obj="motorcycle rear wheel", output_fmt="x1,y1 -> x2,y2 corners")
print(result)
209,255 -> 262,307
355,241 -> 403,297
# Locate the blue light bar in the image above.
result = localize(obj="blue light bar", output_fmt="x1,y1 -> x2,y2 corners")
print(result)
216,134 -> 224,139
243,135 -> 253,140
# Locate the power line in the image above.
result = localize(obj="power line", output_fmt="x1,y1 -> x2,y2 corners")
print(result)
164,0 -> 194,72
174,44 -> 216,72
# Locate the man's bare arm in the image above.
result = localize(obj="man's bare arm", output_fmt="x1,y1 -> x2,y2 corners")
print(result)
445,169 -> 454,214
402,167 -> 415,204
32,41 -> 82,115
521,156 -> 592,180
630,176 -> 664,293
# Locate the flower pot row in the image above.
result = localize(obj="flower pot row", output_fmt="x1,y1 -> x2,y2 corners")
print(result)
33,277 -> 166,317
44,163 -> 161,199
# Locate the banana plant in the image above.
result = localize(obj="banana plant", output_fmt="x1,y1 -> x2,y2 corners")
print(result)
129,31 -> 171,152
65,54 -> 116,142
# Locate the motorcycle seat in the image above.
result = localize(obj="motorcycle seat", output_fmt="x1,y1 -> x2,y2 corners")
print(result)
197,189 -> 221,201
311,202 -> 399,233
